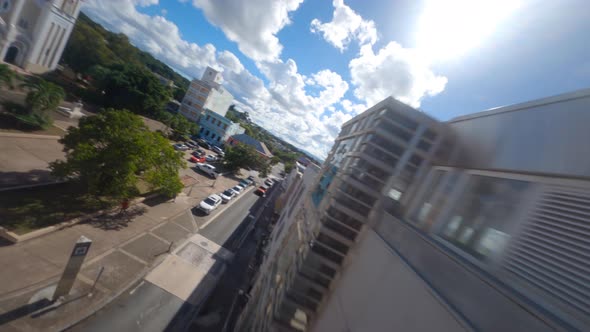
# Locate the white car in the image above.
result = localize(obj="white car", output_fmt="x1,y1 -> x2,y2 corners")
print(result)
206,154 -> 217,162
264,179 -> 274,187
219,189 -> 235,203
173,143 -> 189,151
195,163 -> 217,178
212,146 -> 225,156
230,185 -> 244,195
198,194 -> 222,215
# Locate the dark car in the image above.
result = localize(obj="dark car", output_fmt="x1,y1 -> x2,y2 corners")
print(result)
198,141 -> 211,149
192,149 -> 206,157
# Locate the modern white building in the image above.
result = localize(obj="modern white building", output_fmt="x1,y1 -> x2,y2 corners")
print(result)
237,88 -> 590,332
0,0 -> 82,73
179,66 -> 234,121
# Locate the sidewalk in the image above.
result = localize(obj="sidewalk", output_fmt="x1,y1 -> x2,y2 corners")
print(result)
0,173 -> 246,331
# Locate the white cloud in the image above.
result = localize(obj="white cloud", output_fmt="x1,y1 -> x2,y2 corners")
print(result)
313,0 -> 447,108
310,0 -> 377,52
82,0 -> 349,158
187,0 -> 303,62
350,43 -> 447,107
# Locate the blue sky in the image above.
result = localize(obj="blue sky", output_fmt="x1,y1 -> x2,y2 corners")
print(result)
83,0 -> 590,158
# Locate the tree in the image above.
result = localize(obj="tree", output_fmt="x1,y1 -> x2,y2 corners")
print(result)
22,79 -> 65,113
0,64 -> 17,89
50,109 -> 185,200
284,161 -> 295,174
224,143 -> 271,176
90,63 -> 171,116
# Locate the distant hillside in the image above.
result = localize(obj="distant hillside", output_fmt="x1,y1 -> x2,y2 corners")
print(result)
226,106 -> 323,167
61,13 -> 189,99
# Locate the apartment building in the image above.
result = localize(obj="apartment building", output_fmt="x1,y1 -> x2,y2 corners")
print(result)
237,88 -> 590,331
197,109 -> 244,145
179,66 -> 233,121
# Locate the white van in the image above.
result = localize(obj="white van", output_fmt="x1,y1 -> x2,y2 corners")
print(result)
196,163 -> 218,178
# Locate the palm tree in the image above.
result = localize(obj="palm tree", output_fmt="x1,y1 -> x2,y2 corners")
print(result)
0,64 -> 16,89
22,79 -> 66,113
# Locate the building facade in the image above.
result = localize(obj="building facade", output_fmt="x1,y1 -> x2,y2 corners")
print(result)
179,66 -> 233,122
237,89 -> 590,331
198,109 -> 244,145
0,0 -> 81,73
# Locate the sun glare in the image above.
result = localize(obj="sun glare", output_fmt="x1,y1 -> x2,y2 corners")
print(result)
416,0 -> 522,61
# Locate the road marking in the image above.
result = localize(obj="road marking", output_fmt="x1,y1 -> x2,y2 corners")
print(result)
129,281 -> 145,295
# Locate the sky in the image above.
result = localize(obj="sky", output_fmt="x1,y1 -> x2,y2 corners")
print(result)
82,0 -> 590,159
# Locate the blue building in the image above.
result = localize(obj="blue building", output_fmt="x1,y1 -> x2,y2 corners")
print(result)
198,109 -> 245,146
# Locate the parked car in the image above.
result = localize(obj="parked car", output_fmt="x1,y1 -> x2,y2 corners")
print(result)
185,141 -> 197,149
206,154 -> 217,162
230,185 -> 244,195
195,163 -> 218,178
264,179 -> 274,187
198,140 -> 211,149
255,186 -> 267,197
173,143 -> 189,151
190,155 -> 206,163
198,194 -> 222,214
239,179 -> 252,188
220,190 -> 235,203
192,150 -> 206,157
247,175 -> 256,182
212,146 -> 224,155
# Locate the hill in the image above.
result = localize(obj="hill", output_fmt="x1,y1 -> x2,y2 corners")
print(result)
62,12 -> 189,100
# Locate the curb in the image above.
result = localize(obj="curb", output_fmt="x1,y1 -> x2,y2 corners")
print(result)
0,132 -> 62,139
0,193 -> 160,244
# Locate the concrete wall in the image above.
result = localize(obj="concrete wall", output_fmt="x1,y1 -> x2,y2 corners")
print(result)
372,213 -> 558,331
310,229 -> 467,332
447,89 -> 590,178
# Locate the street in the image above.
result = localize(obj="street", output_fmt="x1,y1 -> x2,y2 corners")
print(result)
68,189 -> 265,332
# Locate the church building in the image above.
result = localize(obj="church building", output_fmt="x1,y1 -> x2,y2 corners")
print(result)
0,0 -> 82,73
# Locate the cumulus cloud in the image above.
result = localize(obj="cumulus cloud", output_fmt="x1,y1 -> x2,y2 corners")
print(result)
187,0 -> 303,62
310,0 -> 377,51
313,0 -> 447,108
350,43 -> 448,107
82,0 -> 349,158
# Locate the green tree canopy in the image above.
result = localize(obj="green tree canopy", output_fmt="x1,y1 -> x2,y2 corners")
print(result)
22,79 -> 65,113
50,109 -> 185,200
224,143 -> 271,177
90,63 -> 171,116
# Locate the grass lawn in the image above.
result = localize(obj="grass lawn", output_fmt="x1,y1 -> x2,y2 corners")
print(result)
0,182 -> 113,235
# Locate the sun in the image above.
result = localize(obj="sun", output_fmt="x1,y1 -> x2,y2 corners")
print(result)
415,0 -> 522,61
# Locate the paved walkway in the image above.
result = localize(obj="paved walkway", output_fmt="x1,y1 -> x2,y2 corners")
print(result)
0,173 -> 251,332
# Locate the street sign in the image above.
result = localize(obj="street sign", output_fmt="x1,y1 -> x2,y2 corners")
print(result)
53,235 -> 92,300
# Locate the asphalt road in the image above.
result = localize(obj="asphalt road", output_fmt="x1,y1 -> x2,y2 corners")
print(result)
68,191 -> 262,332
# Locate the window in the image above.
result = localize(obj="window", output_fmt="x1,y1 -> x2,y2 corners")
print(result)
217,120 -> 222,126
0,0 -> 10,12
206,115 -> 210,121
438,175 -> 530,262
423,129 -> 437,141
417,140 -> 432,152
223,124 -> 228,130
412,170 -> 457,230
383,109 -> 418,130
205,129 -> 210,136
217,136 -> 221,142
211,133 -> 216,139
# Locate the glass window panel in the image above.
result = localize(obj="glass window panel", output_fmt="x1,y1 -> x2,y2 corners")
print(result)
438,175 -> 530,262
